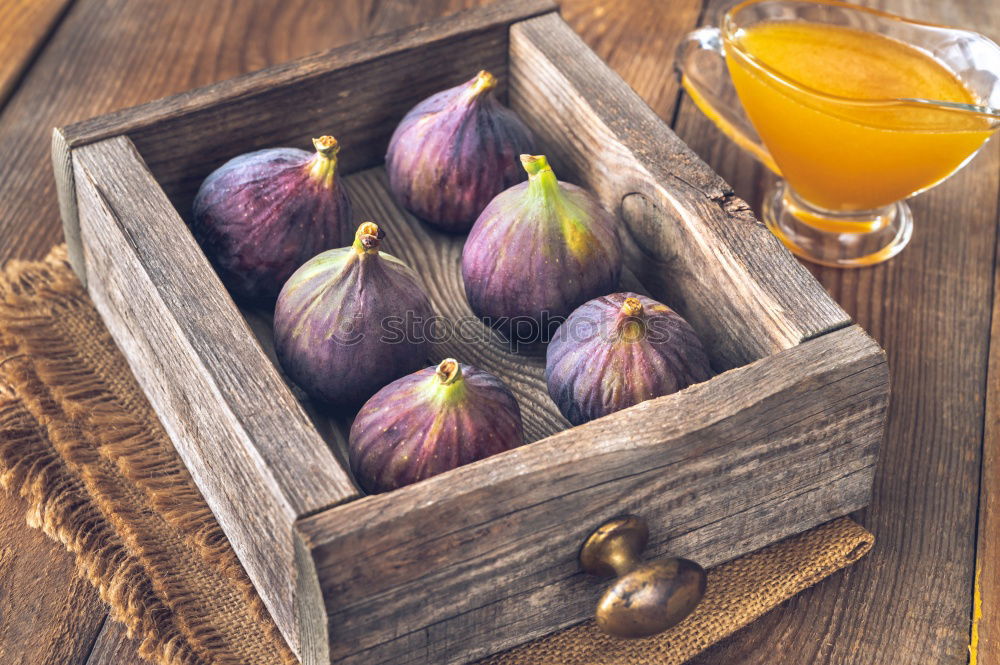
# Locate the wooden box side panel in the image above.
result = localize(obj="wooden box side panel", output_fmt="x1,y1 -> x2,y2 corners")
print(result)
508,13 -> 850,370
299,326 -> 888,665
54,0 -> 557,284
72,135 -> 357,660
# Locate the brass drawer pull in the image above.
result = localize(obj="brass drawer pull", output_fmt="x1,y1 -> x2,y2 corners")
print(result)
580,516 -> 706,638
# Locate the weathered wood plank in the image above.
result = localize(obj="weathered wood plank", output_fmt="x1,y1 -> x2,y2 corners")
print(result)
59,0 -> 552,149
975,165 -> 1000,664
85,620 -> 144,665
508,12 -> 850,371
53,126 -> 85,280
0,489 -> 107,665
298,325 -> 887,665
673,0 -> 1000,663
71,134 -> 358,661
560,0 -> 703,120
53,0 -> 556,286
0,0 -> 72,108
971,8 -> 1000,656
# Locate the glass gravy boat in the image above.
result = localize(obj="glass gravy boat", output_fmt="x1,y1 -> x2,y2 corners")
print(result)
678,0 -> 1000,267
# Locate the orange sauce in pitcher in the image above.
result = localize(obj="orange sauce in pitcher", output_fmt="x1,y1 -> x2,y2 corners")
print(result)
726,21 -> 994,211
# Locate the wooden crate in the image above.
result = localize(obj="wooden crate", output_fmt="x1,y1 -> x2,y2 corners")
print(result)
52,1 -> 889,663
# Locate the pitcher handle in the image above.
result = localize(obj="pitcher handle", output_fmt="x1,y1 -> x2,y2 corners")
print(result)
676,27 -> 781,175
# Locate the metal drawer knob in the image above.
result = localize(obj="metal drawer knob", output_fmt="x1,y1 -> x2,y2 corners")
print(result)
579,515 -> 707,638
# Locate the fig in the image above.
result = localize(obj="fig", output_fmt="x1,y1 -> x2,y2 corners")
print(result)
545,293 -> 713,425
273,222 -> 434,407
461,154 -> 623,342
192,135 -> 352,302
386,70 -> 535,232
349,358 -> 524,493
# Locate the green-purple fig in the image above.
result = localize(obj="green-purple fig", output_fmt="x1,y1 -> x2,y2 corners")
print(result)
349,358 -> 524,493
386,70 -> 535,233
461,154 -> 623,343
545,293 -> 713,425
192,135 -> 352,302
274,222 -> 434,407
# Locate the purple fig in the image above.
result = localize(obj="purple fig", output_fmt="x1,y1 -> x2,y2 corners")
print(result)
349,358 -> 524,493
192,135 -> 352,302
545,293 -> 713,425
273,222 -> 434,407
461,154 -> 622,342
386,70 -> 535,232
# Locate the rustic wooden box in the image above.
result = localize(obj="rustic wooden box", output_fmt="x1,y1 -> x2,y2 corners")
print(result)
51,1 -> 889,663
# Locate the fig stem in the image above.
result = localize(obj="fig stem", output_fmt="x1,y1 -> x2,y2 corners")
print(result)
521,154 -> 560,200
436,358 -> 463,385
353,222 -> 382,254
309,135 -> 340,187
468,70 -> 498,99
621,297 -> 644,318
618,297 -> 646,343
313,135 -> 340,158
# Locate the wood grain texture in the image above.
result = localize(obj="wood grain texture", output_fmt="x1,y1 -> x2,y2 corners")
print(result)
974,5 -> 1000,652
0,0 -> 72,108
71,134 -> 358,661
0,489 -> 107,665
85,620 -> 146,665
977,159 -> 1000,663
298,325 -> 886,665
978,250 -> 1000,663
508,12 -> 850,371
60,0 -> 552,153
672,1 -> 1000,664
54,0 -> 555,286
559,0 -> 703,120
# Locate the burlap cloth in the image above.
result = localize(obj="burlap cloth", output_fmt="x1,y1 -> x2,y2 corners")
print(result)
0,246 -> 874,665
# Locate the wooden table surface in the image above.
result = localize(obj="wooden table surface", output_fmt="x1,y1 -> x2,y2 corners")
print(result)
0,0 -> 996,663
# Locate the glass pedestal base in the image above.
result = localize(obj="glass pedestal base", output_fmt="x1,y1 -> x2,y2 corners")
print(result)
762,181 -> 913,268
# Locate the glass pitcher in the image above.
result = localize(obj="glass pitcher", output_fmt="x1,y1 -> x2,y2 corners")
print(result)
678,0 -> 1000,267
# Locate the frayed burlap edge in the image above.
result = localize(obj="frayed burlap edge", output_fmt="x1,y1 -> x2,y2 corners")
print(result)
0,246 -> 296,665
